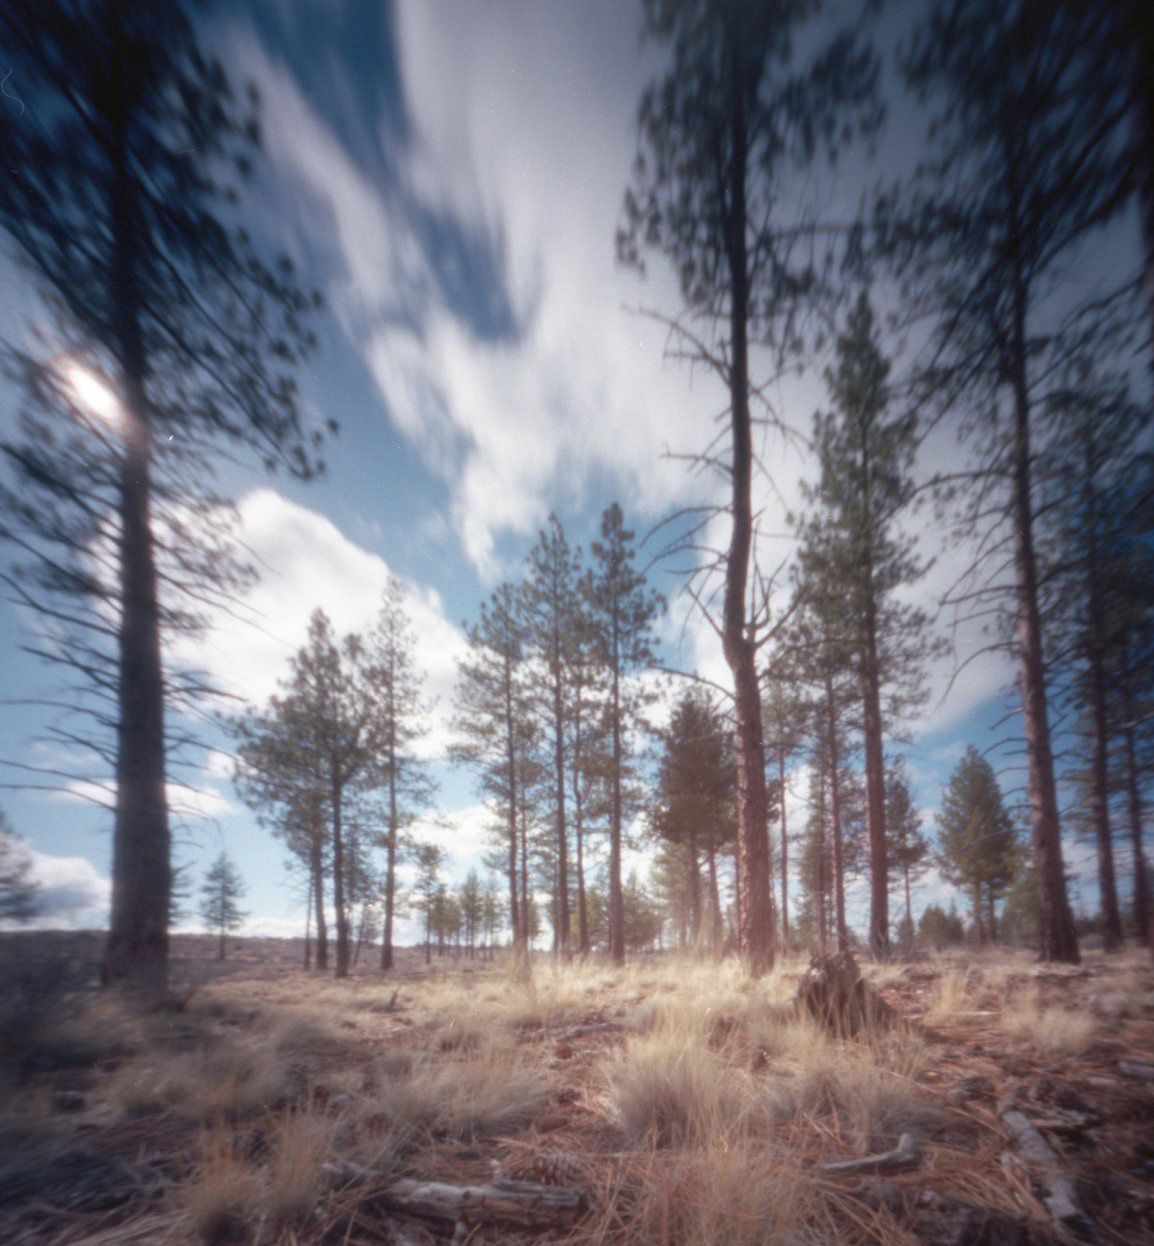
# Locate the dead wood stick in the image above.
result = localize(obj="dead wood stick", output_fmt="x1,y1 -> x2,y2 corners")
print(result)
324,1164 -> 589,1231
1000,1109 -> 1097,1241
820,1131 -> 921,1176
552,1020 -> 627,1041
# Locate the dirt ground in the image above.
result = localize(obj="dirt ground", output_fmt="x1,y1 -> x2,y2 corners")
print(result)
1,934 -> 1152,1245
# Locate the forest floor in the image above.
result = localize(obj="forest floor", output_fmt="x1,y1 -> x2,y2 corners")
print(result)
1,934 -> 1153,1245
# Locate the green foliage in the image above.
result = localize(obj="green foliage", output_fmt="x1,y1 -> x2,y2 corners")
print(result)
936,748 -> 1017,939
199,853 -> 248,946
0,811 -> 38,924
917,902 -> 966,950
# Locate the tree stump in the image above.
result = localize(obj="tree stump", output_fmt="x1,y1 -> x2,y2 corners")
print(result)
794,950 -> 897,1037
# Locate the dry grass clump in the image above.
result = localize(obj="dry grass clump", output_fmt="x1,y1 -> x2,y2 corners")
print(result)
262,1104 -> 342,1231
178,1105 -> 340,1244
179,1124 -> 262,1245
999,987 -> 1097,1056
116,1040 -> 294,1120
371,1038 -> 551,1144
591,1137 -> 818,1246
604,1032 -> 756,1147
772,1047 -> 936,1153
924,968 -> 985,1026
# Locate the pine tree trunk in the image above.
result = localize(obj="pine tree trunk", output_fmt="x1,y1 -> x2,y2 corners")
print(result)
824,676 -> 849,953
1122,657 -> 1151,946
688,823 -> 702,943
552,665 -> 570,959
861,632 -> 888,959
707,846 -> 721,949
303,866 -> 312,970
1084,486 -> 1124,950
816,757 -> 829,955
609,640 -> 626,965
520,802 -> 530,950
102,101 -> 170,997
504,672 -> 522,952
903,862 -> 913,954
381,740 -> 399,971
331,774 -> 351,978
973,884 -> 986,945
722,32 -> 773,978
779,750 -> 789,953
1135,0 -> 1154,374
312,832 -> 328,971
1006,231 -> 1078,963
573,705 -> 590,957
218,921 -> 226,961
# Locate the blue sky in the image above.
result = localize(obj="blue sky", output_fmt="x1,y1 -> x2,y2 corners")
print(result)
0,0 -> 1135,941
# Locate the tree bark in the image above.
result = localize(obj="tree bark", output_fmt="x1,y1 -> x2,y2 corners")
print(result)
1005,141 -> 1078,964
779,749 -> 790,953
608,616 -> 625,964
861,615 -> 889,958
1083,461 -> 1123,951
311,830 -> 328,971
504,663 -> 522,953
706,845 -> 721,949
721,27 -> 773,978
1088,644 -> 1123,950
824,675 -> 849,953
331,774 -> 351,978
381,719 -> 399,971
688,822 -> 702,944
102,90 -> 170,997
552,648 -> 570,959
1122,648 -> 1151,946
902,862 -> 913,954
1135,0 -> 1154,375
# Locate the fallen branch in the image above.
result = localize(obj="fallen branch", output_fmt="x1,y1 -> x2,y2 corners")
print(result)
999,1109 -> 1098,1242
820,1132 -> 921,1176
552,1020 -> 627,1041
324,1164 -> 590,1233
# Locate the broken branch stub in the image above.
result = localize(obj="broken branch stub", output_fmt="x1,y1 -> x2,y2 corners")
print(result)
794,951 -> 897,1037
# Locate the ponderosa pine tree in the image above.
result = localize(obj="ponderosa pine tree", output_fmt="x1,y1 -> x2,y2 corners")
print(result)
520,516 -> 582,959
652,687 -> 737,949
761,675 -> 808,952
937,748 -> 1017,943
1042,372 -> 1148,951
235,611 -> 377,978
795,293 -> 935,957
876,0 -> 1134,961
368,578 -> 436,971
199,852 -> 247,961
885,760 -> 929,952
619,0 -> 879,975
452,582 -> 534,955
588,504 -> 663,964
0,1 -> 325,996
410,841 -> 445,966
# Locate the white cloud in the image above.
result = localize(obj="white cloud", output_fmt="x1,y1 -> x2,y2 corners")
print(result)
182,488 -> 467,759
231,9 -> 722,581
13,850 -> 111,930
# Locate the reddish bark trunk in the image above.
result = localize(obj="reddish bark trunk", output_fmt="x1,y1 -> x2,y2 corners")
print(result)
824,676 -> 849,953
721,30 -> 773,978
1007,263 -> 1079,963
102,94 -> 170,997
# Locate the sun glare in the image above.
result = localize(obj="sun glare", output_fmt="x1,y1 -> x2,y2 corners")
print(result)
64,361 -> 121,424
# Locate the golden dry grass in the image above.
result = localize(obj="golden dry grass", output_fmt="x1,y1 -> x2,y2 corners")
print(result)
999,986 -> 1099,1056
10,941 -> 1147,1246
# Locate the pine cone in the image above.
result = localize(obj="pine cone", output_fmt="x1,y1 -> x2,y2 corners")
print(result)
496,1149 -> 589,1187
